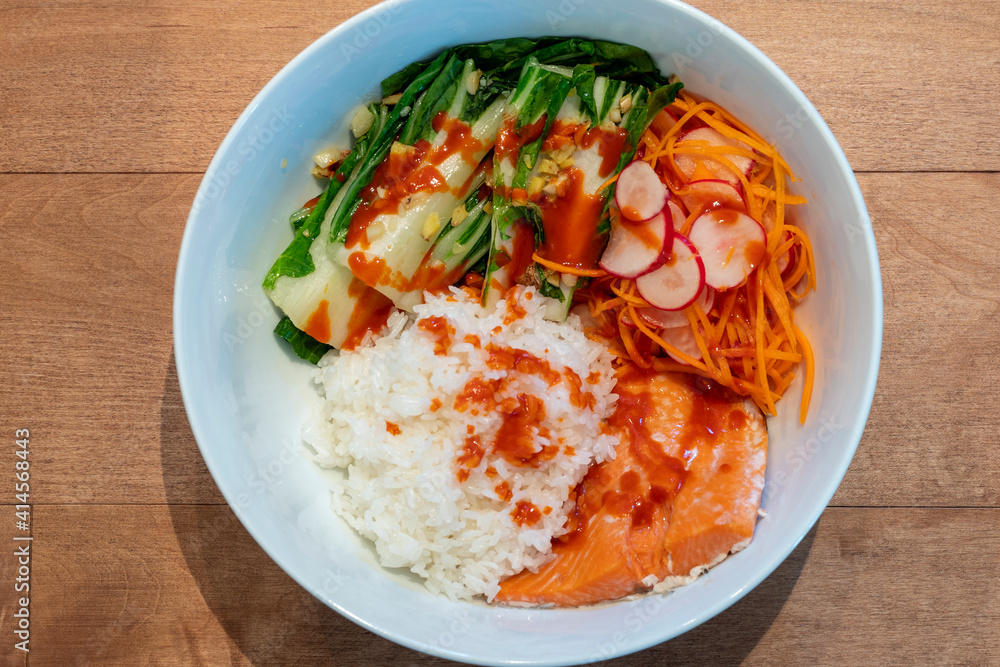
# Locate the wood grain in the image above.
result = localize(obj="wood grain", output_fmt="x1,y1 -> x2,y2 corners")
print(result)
2,173 -> 997,507
0,174 -> 224,506
2,0 -> 999,663
11,505 -> 996,666
831,172 -> 1000,507
1,0 -> 998,173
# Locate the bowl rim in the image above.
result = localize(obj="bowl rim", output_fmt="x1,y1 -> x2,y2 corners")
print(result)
173,0 -> 883,662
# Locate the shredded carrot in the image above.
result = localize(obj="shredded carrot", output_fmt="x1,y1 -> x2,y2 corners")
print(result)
531,253 -> 607,277
596,172 -> 621,194
793,324 -> 814,424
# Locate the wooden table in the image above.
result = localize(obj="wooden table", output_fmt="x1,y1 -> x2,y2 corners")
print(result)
2,1 -> 998,664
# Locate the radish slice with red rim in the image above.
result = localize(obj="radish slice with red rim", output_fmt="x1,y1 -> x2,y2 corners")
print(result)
637,285 -> 715,329
659,325 -> 703,365
635,234 -> 705,311
666,199 -> 687,232
688,209 -> 767,290
618,309 -> 638,329
674,127 -> 755,186
679,179 -> 747,214
615,160 -> 669,222
599,210 -> 672,279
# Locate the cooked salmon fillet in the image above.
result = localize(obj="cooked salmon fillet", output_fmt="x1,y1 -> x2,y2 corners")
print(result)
495,366 -> 767,606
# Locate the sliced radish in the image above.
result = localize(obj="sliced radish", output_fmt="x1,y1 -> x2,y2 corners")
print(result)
599,211 -> 672,279
679,179 -> 747,214
688,209 -> 767,290
635,234 -> 705,311
666,199 -> 687,232
619,309 -> 638,329
615,160 -> 669,222
638,285 -> 715,328
674,127 -> 755,186
659,325 -> 703,365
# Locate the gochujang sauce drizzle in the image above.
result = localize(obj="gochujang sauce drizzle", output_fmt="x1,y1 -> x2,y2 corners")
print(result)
537,168 -> 606,269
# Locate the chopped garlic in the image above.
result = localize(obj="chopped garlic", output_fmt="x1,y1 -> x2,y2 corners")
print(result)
542,182 -> 558,197
550,144 -> 575,164
389,141 -> 419,164
421,212 -> 442,240
545,269 -> 560,286
367,220 -> 386,241
314,147 -> 348,168
451,205 -> 468,227
538,159 -> 559,175
527,176 -> 545,197
381,92 -> 403,105
556,155 -> 574,169
561,273 -> 578,288
619,93 -> 633,114
483,201 -> 493,214
351,106 -> 374,137
464,69 -> 482,95
609,107 -> 622,123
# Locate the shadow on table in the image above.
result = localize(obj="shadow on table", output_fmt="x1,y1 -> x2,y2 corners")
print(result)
160,352 -> 815,666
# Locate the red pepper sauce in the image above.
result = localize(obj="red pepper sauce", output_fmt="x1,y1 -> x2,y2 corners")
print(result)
345,141 -> 448,250
493,220 -> 537,286
429,112 -> 484,168
456,435 -> 485,483
454,377 -> 502,413
504,294 -> 527,325
340,287 -> 394,351
581,125 -> 630,178
511,500 -> 542,527
541,119 -> 582,152
491,393 -> 557,467
679,374 -> 750,450
616,210 -> 664,251
537,168 -> 606,269
562,367 -> 596,410
494,480 -> 513,502
303,299 -> 331,343
484,344 -> 562,386
416,315 -> 454,356
348,252 -> 391,288
496,115 -> 547,164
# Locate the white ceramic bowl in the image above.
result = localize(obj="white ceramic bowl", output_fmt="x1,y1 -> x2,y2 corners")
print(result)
173,0 -> 882,663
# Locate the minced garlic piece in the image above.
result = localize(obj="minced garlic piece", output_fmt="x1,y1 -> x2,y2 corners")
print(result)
421,212 -> 442,240
351,106 -> 374,137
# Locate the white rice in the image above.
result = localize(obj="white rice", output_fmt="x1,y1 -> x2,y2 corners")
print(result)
302,286 -> 619,600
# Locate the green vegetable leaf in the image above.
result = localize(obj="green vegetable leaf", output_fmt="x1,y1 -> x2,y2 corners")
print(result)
572,65 -> 598,124
400,54 -> 465,145
274,316 -> 332,364
289,205 -> 312,232
644,81 -> 685,129
536,266 -> 566,302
